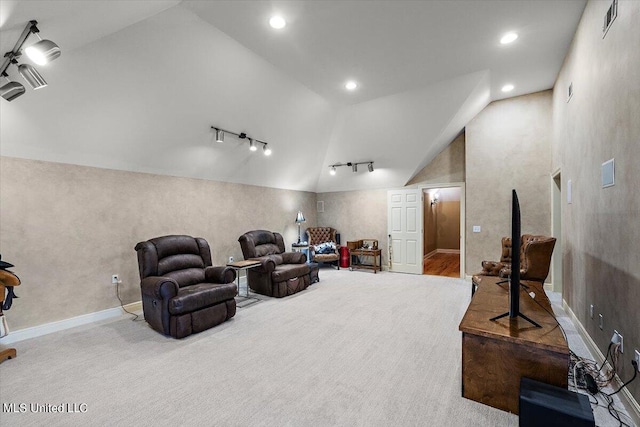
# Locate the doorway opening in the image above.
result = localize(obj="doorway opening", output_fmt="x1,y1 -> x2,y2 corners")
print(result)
421,185 -> 464,278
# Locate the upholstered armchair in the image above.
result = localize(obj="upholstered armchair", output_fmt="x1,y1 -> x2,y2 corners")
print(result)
134,235 -> 237,338
477,234 -> 556,285
306,227 -> 340,269
238,230 -> 310,298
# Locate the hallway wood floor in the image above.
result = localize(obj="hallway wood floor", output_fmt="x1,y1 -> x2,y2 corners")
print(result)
423,252 -> 460,278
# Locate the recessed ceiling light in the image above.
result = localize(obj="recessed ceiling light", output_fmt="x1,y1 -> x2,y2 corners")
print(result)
500,32 -> 518,44
502,84 -> 515,92
269,16 -> 286,29
345,81 -> 358,91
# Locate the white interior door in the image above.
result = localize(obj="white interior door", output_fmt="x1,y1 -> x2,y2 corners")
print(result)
388,189 -> 423,274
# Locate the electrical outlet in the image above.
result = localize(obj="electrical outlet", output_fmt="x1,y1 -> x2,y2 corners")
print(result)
598,314 -> 603,330
111,274 -> 120,284
228,256 -> 234,263
612,330 -> 623,353
634,350 -> 640,372
589,304 -> 594,319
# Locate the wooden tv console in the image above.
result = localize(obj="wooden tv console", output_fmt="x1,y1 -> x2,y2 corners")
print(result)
458,276 -> 569,414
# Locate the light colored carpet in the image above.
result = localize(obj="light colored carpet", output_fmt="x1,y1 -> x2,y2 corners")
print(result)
0,270 -> 633,426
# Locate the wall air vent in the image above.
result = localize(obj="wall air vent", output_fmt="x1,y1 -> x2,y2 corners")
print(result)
603,0 -> 618,38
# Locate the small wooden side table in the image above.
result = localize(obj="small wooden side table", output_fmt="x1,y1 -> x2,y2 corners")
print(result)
349,248 -> 382,273
226,260 -> 261,297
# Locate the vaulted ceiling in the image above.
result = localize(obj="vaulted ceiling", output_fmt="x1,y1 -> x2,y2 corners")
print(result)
0,1 -> 586,192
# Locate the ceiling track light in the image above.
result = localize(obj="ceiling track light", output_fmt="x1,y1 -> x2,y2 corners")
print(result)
18,63 -> 47,89
0,20 -> 61,102
210,126 -> 273,156
328,161 -> 375,175
214,128 -> 224,143
1,74 -> 26,102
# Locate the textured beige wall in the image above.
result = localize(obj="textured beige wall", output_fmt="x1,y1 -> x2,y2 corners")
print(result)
436,201 -> 461,250
465,91 -> 552,276
407,132 -> 465,185
424,200 -> 437,255
316,189 -> 388,267
553,0 -> 640,401
0,156 -> 317,330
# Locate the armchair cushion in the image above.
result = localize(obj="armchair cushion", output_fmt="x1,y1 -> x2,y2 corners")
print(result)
169,283 -> 238,315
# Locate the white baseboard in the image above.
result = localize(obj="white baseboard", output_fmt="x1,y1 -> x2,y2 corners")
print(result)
437,249 -> 461,254
563,300 -> 640,425
424,249 -> 460,259
424,249 -> 437,259
0,302 -> 142,345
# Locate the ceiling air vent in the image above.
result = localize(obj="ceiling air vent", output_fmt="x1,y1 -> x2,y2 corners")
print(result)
603,0 -> 618,38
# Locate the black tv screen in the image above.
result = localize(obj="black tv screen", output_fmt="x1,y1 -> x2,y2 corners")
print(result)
509,189 -> 521,318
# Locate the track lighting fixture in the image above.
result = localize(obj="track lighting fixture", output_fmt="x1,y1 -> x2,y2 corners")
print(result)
214,128 -> 224,143
328,161 -> 375,175
210,126 -> 273,156
0,74 -> 25,102
0,20 -> 61,102
25,34 -> 61,66
18,64 -> 47,89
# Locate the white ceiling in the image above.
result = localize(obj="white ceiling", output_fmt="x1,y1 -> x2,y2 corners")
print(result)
0,1 -> 586,193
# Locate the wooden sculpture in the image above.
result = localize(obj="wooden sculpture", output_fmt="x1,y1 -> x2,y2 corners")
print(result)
0,255 -> 20,363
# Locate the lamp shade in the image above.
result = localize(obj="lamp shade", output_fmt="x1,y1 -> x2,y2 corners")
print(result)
25,39 -> 61,65
18,64 -> 47,89
1,80 -> 26,101
295,211 -> 306,223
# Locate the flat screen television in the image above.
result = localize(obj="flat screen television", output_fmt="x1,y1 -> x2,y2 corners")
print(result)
490,190 -> 541,328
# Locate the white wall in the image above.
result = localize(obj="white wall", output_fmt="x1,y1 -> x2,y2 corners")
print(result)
0,6 -> 336,192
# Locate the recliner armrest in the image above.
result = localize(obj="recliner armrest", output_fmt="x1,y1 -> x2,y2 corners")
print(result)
282,251 -> 306,264
249,255 -> 279,273
140,276 -> 179,300
205,266 -> 236,284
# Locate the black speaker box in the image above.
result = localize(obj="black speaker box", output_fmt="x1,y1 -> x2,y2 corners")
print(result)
519,377 -> 595,427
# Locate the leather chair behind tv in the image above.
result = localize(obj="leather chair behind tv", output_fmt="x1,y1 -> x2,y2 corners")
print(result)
477,234 -> 556,285
134,235 -> 237,338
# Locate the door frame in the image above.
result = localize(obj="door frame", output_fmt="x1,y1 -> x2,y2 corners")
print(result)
550,169 -> 563,293
419,182 -> 465,279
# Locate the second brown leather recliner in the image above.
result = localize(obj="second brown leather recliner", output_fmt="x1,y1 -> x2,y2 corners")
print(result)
238,230 -> 310,298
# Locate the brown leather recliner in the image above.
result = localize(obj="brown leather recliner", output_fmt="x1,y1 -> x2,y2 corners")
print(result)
306,227 -> 340,269
238,230 -> 310,298
477,234 -> 556,285
134,235 -> 237,338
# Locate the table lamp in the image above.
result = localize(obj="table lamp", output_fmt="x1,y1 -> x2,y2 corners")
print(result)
295,211 -> 306,244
